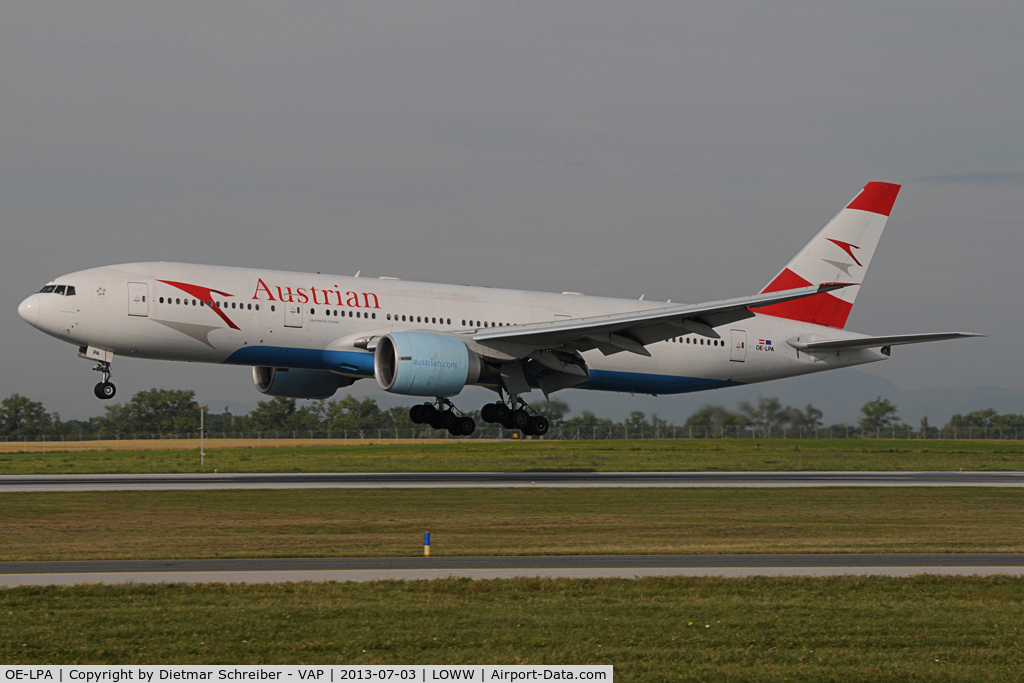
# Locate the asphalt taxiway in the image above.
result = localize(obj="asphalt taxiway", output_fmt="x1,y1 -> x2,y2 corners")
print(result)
2,471 -> 1023,491
2,554 -> 1022,586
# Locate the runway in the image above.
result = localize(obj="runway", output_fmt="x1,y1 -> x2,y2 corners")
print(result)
2,554 -> 1022,586
2,470 -> 1023,491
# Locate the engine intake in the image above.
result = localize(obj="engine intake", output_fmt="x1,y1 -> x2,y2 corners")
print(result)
374,332 -> 483,397
253,366 -> 353,399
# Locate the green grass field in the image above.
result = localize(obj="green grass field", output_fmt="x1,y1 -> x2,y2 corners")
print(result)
3,487 -> 1022,561
3,576 -> 1023,680
1,439 -> 1024,474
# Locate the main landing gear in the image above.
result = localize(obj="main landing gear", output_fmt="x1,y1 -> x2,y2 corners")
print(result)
409,399 -> 476,436
92,361 -> 116,400
408,395 -> 551,438
480,398 -> 550,436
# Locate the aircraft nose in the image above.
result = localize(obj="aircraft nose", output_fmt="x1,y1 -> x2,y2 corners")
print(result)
18,295 -> 40,327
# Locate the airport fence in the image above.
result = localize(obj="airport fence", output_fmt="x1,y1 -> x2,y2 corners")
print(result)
1,424 -> 1020,453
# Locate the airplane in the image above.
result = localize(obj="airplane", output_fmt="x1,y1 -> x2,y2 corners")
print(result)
18,182 -> 980,437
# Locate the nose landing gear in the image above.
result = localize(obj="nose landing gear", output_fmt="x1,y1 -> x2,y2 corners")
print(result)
92,361 -> 116,400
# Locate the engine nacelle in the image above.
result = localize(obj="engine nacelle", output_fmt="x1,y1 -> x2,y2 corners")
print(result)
374,332 -> 484,397
253,366 -> 352,399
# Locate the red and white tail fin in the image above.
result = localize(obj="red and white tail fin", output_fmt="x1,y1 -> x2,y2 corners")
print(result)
753,181 -> 900,328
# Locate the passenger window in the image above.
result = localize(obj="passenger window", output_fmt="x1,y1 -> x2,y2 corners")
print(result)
176,298 -> 181,305
311,308 -> 315,315
431,317 -> 436,324
160,297 -> 165,304
271,305 -> 275,312
417,316 -> 421,323
66,286 -> 76,296
349,311 -> 353,317
255,304 -> 260,311
446,318 -> 450,325
462,320 -> 466,326
39,285 -> 57,293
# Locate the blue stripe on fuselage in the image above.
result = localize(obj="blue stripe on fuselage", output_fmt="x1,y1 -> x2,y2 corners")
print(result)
580,370 -> 741,395
222,346 -> 741,395
224,345 -> 377,375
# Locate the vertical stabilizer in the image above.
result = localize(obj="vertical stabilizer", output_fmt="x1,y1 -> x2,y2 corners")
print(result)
753,181 -> 900,328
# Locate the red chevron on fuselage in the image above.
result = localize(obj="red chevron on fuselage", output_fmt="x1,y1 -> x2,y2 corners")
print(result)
157,280 -> 240,330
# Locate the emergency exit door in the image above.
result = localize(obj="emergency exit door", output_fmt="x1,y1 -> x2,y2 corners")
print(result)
284,303 -> 303,328
127,282 -> 149,317
730,329 -> 747,362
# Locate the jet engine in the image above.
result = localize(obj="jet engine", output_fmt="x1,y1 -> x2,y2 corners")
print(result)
253,366 -> 354,399
374,332 -> 485,397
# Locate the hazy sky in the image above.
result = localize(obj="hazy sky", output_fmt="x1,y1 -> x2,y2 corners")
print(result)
2,2 -> 1022,420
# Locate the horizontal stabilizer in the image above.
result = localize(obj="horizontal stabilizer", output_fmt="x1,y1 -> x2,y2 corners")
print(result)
789,332 -> 983,352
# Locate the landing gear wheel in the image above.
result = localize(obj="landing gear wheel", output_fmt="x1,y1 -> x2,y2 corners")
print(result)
438,410 -> 457,430
94,382 -> 116,400
511,409 -> 530,430
528,415 -> 549,436
418,404 -> 437,424
457,416 -> 476,436
480,403 -> 497,423
409,404 -> 425,423
492,403 -> 511,423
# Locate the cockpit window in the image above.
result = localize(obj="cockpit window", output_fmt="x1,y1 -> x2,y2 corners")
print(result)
65,286 -> 76,296
39,285 -> 57,293
54,285 -> 66,295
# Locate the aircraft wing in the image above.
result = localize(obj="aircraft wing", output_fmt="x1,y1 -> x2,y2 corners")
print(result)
471,283 -> 854,358
788,332 -> 983,352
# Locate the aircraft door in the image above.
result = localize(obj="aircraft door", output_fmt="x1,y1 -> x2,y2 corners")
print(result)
730,329 -> 747,362
127,282 -> 149,317
284,303 -> 303,328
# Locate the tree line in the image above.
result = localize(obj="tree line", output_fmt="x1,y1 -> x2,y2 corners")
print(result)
1,390 -> 1022,440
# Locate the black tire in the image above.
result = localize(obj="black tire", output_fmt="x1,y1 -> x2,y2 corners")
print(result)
94,383 -> 106,399
480,403 -> 496,423
492,403 -> 511,423
500,416 -> 515,430
458,417 -> 476,436
429,418 -> 443,430
511,409 -> 530,430
409,405 -> 424,424
420,404 -> 438,423
439,410 -> 457,429
528,415 -> 550,436
96,382 -> 116,400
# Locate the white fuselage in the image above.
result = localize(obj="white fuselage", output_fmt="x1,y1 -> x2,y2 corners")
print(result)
20,262 -> 886,398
